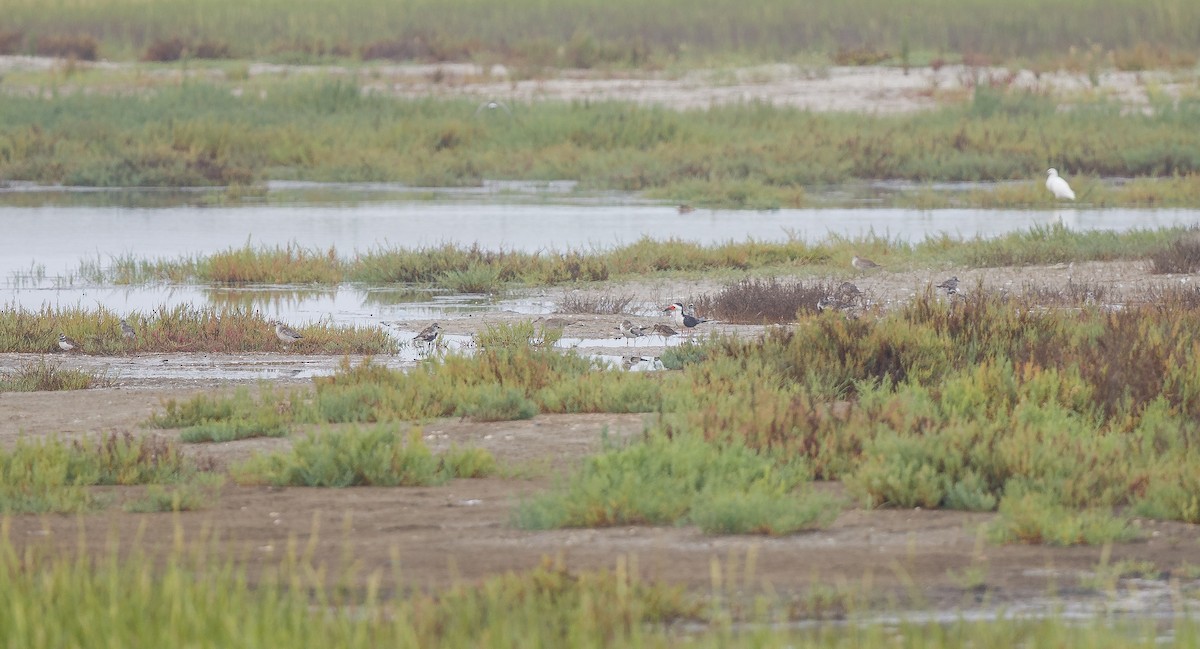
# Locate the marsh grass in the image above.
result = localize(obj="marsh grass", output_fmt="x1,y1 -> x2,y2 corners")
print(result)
0,358 -> 110,392
230,426 -> 495,487
4,82 -> 1200,202
151,386 -> 295,442
0,531 -> 1195,649
986,491 -> 1139,546
5,0 -> 1200,68
559,292 -> 637,315
0,433 -> 207,513
122,474 -> 225,513
514,433 -> 841,535
0,304 -> 397,355
63,226 -> 1188,290
1148,231 -> 1200,274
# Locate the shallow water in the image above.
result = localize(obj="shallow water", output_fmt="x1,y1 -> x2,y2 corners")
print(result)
7,198 -> 1200,279
7,191 -> 1200,327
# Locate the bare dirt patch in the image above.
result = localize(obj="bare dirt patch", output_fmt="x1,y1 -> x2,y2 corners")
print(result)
2,384 -> 1199,616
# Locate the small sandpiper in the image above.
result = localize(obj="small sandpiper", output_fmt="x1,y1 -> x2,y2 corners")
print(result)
651,323 -> 678,337
677,204 -> 696,214
936,276 -> 960,295
120,319 -> 137,340
533,316 -> 575,330
413,322 -> 441,345
836,281 -> 862,300
616,319 -> 649,339
270,320 -> 303,346
58,333 -> 80,352
851,255 -> 881,271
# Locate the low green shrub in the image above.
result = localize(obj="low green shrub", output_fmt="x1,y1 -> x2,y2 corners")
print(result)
231,426 -> 495,487
514,433 -> 839,534
987,490 -> 1139,546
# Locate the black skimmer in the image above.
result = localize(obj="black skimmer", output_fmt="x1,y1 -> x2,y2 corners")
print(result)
58,333 -> 79,352
664,303 -> 706,330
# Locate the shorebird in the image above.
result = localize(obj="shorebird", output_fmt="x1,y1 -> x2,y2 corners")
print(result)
651,323 -> 678,337
936,276 -> 960,295
851,255 -> 881,271
1046,168 -> 1076,201
616,319 -> 649,342
533,316 -> 575,330
119,319 -> 136,340
664,303 -> 706,330
677,204 -> 696,214
836,282 -> 862,300
58,333 -> 79,352
413,323 -> 441,345
270,320 -> 303,346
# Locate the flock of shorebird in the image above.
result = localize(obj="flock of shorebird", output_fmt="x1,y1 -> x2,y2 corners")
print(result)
57,167 -> 1063,355
56,268 -> 966,354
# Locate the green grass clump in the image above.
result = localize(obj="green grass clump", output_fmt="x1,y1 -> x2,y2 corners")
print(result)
0,433 -> 204,513
231,426 -> 494,487
198,243 -> 343,284
123,475 -> 224,513
61,227 -> 1194,290
152,387 -> 294,442
0,358 -> 109,392
454,385 -> 539,421
0,304 -> 398,355
987,490 -> 1139,546
515,433 -> 840,535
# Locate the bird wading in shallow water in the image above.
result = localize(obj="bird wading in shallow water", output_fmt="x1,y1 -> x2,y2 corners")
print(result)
1046,168 -> 1076,201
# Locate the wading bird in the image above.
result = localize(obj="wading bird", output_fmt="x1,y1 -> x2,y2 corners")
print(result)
1045,168 -> 1076,201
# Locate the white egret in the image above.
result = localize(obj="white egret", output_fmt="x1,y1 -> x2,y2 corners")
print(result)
1045,168 -> 1076,200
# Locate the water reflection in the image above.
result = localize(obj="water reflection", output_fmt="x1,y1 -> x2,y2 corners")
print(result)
1,283 -> 555,327
7,200 -> 1200,280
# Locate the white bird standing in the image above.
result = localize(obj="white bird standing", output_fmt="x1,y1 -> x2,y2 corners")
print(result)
1045,168 -> 1076,201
